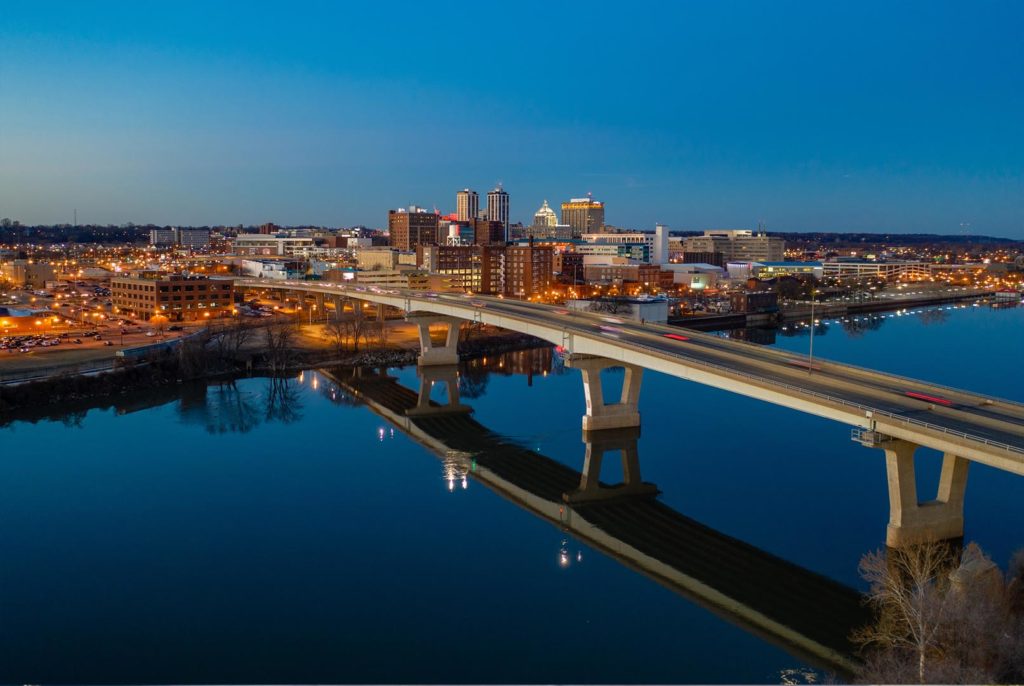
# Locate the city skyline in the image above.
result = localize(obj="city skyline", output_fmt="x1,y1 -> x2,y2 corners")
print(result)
1,2 -> 1022,238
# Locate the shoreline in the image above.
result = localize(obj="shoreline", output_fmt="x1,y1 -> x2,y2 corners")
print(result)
0,331 -> 550,423
673,290 -> 998,332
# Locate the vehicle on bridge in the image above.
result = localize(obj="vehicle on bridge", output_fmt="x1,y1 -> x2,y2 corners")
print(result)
904,390 -> 953,406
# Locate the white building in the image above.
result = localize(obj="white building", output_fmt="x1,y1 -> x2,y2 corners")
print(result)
233,234 -> 315,256
653,224 -> 669,265
240,259 -> 291,280
661,263 -> 726,290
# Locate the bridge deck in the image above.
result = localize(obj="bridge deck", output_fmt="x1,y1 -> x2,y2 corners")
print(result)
239,280 -> 1024,473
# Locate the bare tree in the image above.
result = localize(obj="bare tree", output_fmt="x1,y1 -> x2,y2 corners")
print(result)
264,321 -> 297,372
853,541 -> 1024,684
344,307 -> 369,353
213,319 -> 259,362
324,314 -> 348,354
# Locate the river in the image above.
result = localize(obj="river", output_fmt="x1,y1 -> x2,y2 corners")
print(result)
0,302 -> 1021,683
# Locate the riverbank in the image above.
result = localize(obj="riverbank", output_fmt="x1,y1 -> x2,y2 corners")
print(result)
672,289 -> 994,332
0,327 -> 548,420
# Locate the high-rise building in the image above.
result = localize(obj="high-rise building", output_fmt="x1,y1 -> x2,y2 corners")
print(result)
388,206 -> 439,251
561,195 -> 605,237
416,244 -> 552,298
456,189 -> 479,222
486,185 -> 510,240
504,243 -> 553,298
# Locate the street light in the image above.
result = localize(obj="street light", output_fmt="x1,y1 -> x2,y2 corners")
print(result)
808,287 -> 817,372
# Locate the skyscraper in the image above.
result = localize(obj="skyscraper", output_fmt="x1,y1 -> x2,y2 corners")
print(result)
561,195 -> 605,237
456,189 -> 479,222
486,185 -> 510,240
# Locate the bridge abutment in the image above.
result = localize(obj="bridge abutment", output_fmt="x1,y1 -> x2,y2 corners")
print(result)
407,313 -> 461,366
858,432 -> 969,547
566,354 -> 643,431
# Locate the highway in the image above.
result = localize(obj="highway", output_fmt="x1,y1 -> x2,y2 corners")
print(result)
235,279 -> 1024,472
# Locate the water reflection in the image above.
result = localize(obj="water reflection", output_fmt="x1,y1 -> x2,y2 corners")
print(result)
318,360 -> 869,676
176,377 -> 304,434
733,304 -> 973,345
459,347 -> 565,397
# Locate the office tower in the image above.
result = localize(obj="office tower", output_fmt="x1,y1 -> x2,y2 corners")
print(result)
561,195 -> 605,237
456,189 -> 479,222
388,206 -> 440,251
486,185 -> 510,240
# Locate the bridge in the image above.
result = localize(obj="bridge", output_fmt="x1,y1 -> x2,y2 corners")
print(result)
236,278 -> 1024,547
313,365 -> 870,676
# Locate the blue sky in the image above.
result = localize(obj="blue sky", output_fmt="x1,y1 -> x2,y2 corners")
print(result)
1,1 -> 1021,237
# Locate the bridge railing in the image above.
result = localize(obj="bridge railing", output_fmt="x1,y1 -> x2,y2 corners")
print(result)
694,317 -> 1024,409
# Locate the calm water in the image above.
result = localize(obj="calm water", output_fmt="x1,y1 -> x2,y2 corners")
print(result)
0,302 -> 1021,683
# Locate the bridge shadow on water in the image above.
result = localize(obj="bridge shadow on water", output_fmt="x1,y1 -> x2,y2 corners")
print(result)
317,364 -> 871,678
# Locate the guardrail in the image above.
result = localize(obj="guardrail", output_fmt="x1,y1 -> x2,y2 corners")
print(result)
687,312 -> 1024,409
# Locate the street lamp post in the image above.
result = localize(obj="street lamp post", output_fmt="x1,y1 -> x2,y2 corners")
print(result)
808,288 -> 816,372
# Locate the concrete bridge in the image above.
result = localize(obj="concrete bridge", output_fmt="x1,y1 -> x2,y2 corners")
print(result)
315,366 -> 870,676
236,279 -> 1024,547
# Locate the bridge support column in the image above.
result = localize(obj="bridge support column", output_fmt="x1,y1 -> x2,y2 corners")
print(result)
564,427 -> 659,504
407,313 -> 461,366
566,354 -> 642,431
871,437 -> 970,548
405,365 -> 472,417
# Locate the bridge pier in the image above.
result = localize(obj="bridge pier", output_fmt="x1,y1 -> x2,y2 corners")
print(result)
564,427 -> 659,504
407,313 -> 461,366
857,432 -> 969,547
405,365 -> 472,417
565,354 -> 643,431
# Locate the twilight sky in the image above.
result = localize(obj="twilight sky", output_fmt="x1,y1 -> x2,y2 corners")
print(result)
1,1 -> 1022,237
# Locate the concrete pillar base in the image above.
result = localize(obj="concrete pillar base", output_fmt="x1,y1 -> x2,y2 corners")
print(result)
581,411 -> 642,432
877,438 -> 970,548
408,313 -> 463,367
417,348 -> 460,366
566,354 -> 643,433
